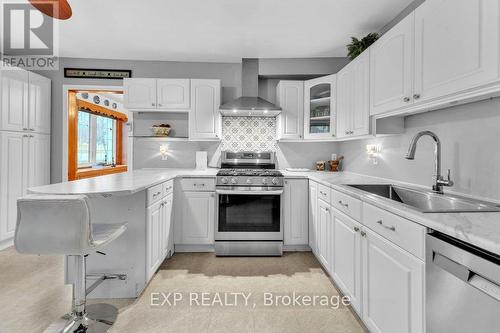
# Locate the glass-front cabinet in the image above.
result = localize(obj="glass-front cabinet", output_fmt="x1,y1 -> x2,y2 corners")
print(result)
304,74 -> 336,140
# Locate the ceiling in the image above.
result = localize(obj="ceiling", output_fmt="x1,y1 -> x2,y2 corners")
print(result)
45,0 -> 413,62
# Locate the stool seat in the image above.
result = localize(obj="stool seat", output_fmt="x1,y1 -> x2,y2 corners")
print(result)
92,223 -> 127,249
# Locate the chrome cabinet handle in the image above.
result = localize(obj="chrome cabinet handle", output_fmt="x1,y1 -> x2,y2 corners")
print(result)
153,191 -> 161,198
376,220 -> 396,231
403,97 -> 411,102
360,231 -> 366,237
353,227 -> 360,232
158,103 -> 162,107
194,183 -> 205,187
29,128 -> 34,131
413,94 -> 421,100
338,200 -> 349,208
152,103 -> 155,107
23,127 -> 28,131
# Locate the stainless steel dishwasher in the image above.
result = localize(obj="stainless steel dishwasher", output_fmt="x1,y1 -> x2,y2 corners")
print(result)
426,231 -> 500,333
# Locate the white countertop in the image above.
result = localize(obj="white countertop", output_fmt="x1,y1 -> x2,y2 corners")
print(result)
29,168 -> 500,255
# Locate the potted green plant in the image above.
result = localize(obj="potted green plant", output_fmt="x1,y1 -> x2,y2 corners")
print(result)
347,32 -> 379,60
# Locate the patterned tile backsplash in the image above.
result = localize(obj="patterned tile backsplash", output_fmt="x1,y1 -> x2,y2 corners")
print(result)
221,117 -> 278,152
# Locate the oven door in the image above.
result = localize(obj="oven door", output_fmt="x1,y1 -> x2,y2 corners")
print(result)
215,189 -> 283,241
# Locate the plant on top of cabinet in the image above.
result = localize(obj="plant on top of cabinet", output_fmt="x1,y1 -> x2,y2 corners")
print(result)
347,33 -> 379,60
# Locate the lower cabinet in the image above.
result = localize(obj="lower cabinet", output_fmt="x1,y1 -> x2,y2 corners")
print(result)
362,228 -> 424,333
177,191 -> 215,245
284,179 -> 308,246
146,187 -> 174,280
331,208 -> 363,314
317,198 -> 332,272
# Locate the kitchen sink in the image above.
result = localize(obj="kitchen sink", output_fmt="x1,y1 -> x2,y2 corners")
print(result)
346,184 -> 500,213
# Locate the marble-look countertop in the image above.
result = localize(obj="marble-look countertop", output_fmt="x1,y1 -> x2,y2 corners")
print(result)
284,170 -> 500,256
28,168 -> 219,197
30,168 -> 500,255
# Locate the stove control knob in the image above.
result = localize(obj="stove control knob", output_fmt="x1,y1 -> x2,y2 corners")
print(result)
271,178 -> 279,185
230,177 -> 238,184
262,178 -> 268,184
221,177 -> 229,184
246,178 -> 252,184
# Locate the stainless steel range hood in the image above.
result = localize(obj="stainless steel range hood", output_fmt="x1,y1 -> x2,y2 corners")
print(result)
220,59 -> 281,117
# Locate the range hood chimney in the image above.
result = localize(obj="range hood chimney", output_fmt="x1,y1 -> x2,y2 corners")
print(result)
220,58 -> 281,117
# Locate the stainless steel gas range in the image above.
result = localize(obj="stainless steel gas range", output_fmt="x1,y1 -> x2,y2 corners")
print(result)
215,151 -> 284,256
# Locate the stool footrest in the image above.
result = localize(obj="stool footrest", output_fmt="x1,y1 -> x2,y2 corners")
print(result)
86,273 -> 127,295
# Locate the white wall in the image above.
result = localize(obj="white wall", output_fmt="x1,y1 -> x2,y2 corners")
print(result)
339,98 -> 500,201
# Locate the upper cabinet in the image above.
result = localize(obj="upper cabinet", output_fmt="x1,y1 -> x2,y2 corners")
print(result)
370,13 -> 414,116
337,50 -> 370,138
413,0 -> 499,102
0,68 -> 51,134
157,79 -> 190,109
276,80 -> 304,140
124,78 -> 191,111
304,74 -> 336,140
189,79 -> 221,140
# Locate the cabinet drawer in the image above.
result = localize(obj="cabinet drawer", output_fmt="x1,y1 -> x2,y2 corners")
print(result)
362,203 -> 426,259
332,190 -> 361,221
162,180 -> 174,196
147,183 -> 164,205
180,178 -> 215,192
317,184 -> 331,203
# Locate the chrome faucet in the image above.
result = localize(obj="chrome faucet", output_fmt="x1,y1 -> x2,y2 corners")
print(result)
405,131 -> 453,194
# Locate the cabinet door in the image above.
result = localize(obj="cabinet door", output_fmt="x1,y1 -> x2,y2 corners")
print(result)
277,81 -> 304,140
350,51 -> 370,137
283,179 -> 308,245
370,13 -> 414,115
0,132 -> 26,240
157,79 -> 190,110
331,209 -> 362,314
308,181 -> 318,254
0,68 -> 29,132
336,64 -> 353,138
180,191 -> 215,244
317,199 -> 332,272
27,133 -> 50,188
147,201 -> 162,279
189,79 -> 221,140
362,229 -> 424,333
304,75 -> 336,140
161,193 -> 173,257
414,0 -> 499,102
123,78 -> 157,109
28,72 -> 51,134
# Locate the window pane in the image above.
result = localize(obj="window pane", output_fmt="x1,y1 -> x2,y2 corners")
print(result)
95,115 -> 115,164
77,111 -> 90,165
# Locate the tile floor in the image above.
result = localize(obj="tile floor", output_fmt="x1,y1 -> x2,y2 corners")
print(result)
0,248 -> 367,333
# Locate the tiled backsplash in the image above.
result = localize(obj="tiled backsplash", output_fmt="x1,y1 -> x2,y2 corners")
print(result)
221,117 -> 278,152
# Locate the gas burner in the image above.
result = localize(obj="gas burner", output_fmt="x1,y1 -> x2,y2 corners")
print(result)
216,169 -> 283,177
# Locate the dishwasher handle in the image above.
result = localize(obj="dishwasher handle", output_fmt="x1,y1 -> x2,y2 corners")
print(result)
433,251 -> 500,301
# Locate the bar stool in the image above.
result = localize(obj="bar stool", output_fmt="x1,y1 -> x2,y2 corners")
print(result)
15,194 -> 128,333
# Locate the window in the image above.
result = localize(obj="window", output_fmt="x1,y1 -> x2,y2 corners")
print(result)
77,111 -> 116,167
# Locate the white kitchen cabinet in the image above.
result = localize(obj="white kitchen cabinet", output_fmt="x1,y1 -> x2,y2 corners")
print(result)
331,209 -> 363,314
146,200 -> 162,279
304,75 -> 336,140
157,79 -> 190,110
28,72 -> 51,134
188,79 -> 221,140
370,13 -> 414,115
414,0 -> 499,103
0,68 -> 28,132
161,193 -> 173,257
283,179 -> 308,246
337,51 -> 370,138
362,228 -> 424,333
308,181 -> 318,254
178,191 -> 215,245
123,78 -> 157,109
0,131 -> 50,242
317,198 -> 332,272
277,81 -> 304,140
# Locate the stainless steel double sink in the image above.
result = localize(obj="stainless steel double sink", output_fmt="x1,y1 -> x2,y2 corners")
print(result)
346,184 -> 500,213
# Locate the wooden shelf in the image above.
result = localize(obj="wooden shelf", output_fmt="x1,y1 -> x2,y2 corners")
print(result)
131,136 -> 189,141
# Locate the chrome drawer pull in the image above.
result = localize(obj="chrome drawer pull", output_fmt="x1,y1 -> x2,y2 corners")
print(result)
338,200 -> 349,208
376,220 -> 396,231
353,227 -> 360,232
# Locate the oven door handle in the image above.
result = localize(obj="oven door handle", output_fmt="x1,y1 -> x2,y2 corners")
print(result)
216,190 -> 284,196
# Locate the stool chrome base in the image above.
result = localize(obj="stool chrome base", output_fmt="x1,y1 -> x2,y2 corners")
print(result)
43,303 -> 118,333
